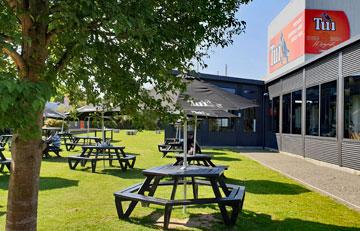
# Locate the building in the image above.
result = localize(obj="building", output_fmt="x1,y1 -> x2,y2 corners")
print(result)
166,0 -> 360,171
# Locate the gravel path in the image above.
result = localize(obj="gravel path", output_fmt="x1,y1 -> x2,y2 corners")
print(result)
242,151 -> 360,212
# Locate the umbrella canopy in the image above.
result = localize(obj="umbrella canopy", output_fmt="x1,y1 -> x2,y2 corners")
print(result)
76,105 -> 120,114
177,78 -> 258,112
43,107 -> 67,119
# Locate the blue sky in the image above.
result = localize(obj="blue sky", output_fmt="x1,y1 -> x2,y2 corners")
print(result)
201,0 -> 290,80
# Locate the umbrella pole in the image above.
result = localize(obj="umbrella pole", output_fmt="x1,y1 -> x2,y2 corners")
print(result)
193,115 -> 197,155
61,119 -> 65,133
102,111 -> 105,143
182,120 -> 188,213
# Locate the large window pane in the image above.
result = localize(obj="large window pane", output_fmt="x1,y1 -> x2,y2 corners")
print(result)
243,108 -> 256,133
282,93 -> 291,133
320,81 -> 337,137
292,90 -> 302,134
344,76 -> 360,140
306,86 -> 320,136
209,118 -> 234,132
273,97 -> 280,133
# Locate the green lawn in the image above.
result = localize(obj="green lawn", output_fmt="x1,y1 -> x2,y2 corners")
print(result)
0,130 -> 359,230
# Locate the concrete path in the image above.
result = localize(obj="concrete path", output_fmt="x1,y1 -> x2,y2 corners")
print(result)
242,151 -> 360,212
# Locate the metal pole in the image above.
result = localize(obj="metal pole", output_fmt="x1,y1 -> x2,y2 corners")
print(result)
182,120 -> 188,169
102,111 -> 105,143
193,116 -> 197,155
182,119 -> 188,213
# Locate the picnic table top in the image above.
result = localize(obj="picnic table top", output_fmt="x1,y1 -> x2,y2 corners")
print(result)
0,135 -> 13,138
81,145 -> 125,150
174,154 -> 211,159
73,136 -> 101,140
142,164 -> 224,177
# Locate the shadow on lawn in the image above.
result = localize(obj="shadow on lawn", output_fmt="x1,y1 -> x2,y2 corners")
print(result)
225,178 -> 310,195
100,167 -> 144,179
119,208 -> 359,231
0,175 -> 78,191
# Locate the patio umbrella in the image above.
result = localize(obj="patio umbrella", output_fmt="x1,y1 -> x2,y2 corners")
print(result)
76,105 -> 120,142
176,77 -> 259,169
173,77 -> 259,213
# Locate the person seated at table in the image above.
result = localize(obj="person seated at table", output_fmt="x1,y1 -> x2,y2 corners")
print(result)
187,134 -> 201,155
43,132 -> 61,156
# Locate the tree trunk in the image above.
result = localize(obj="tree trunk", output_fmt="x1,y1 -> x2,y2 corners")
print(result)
6,116 -> 43,231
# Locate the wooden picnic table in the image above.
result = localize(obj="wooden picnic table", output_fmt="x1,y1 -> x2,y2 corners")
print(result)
0,147 -> 11,172
67,145 -> 136,173
173,154 -> 216,167
0,135 -> 12,149
158,141 -> 183,157
114,164 -> 245,229
65,136 -> 101,151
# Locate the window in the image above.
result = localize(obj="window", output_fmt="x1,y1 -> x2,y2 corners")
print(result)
209,118 -> 234,132
282,93 -> 291,133
306,86 -> 320,136
220,87 -> 236,94
344,76 -> 360,140
243,108 -> 256,133
273,97 -> 280,133
320,81 -> 337,137
292,90 -> 302,134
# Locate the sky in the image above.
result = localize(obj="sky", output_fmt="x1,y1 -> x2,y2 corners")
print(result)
200,0 -> 290,80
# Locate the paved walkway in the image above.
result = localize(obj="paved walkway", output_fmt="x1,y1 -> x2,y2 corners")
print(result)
242,151 -> 360,212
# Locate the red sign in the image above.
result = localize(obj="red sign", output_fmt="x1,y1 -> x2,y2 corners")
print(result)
305,10 -> 350,54
269,12 -> 305,74
269,10 -> 350,73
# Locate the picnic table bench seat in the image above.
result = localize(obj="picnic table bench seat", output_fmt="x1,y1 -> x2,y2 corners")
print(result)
114,179 -> 245,228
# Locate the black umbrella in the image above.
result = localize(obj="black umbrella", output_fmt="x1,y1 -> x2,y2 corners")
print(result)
177,78 -> 258,112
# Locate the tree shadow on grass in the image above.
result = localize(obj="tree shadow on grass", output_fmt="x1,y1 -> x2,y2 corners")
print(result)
100,167 -> 145,179
0,175 -> 78,191
225,178 -> 310,195
118,208 -> 360,231
239,210 -> 360,231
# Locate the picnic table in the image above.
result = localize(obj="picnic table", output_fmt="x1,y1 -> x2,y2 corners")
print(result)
0,147 -> 11,172
158,141 -> 183,157
57,132 -> 74,145
114,164 -> 245,229
68,145 -> 136,173
65,136 -> 101,151
94,128 -> 114,141
173,154 -> 217,167
0,135 -> 12,149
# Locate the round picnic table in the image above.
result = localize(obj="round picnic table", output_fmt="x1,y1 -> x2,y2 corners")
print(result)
114,164 -> 245,229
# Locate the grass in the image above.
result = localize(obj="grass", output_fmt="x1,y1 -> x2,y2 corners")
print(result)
0,130 -> 359,230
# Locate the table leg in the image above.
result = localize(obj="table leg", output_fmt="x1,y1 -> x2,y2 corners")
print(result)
115,149 -> 125,170
207,159 -> 216,167
191,177 -> 198,199
217,176 -> 231,197
124,176 -> 154,217
163,177 -> 179,229
142,176 -> 161,207
210,178 -> 230,225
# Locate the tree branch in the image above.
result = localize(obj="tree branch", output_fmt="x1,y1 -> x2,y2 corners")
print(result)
54,43 -> 77,73
1,45 -> 26,77
45,28 -> 62,47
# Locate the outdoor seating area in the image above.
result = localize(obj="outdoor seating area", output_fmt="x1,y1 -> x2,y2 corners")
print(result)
0,130 -> 359,230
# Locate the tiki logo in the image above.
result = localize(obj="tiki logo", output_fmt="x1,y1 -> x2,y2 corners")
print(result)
314,13 -> 336,31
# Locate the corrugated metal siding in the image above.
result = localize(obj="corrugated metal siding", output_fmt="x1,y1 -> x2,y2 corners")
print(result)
305,137 -> 338,165
276,134 -> 281,150
342,141 -> 360,170
282,71 -> 303,93
305,54 -> 339,87
268,81 -> 282,99
281,134 -> 303,155
343,43 -> 360,76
